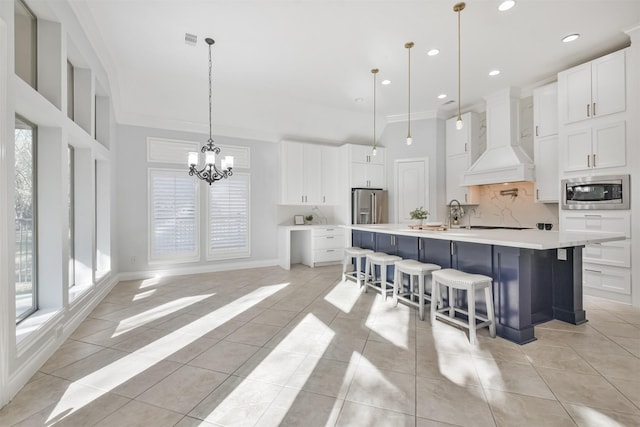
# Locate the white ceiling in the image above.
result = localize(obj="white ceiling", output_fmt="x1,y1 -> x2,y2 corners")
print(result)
68,0 -> 640,144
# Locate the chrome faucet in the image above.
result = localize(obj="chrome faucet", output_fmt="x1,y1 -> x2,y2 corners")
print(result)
448,199 -> 465,227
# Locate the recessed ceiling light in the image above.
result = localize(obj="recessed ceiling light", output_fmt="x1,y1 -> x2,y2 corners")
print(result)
427,49 -> 440,56
498,1 -> 515,12
562,33 -> 580,43
381,79 -> 391,85
354,97 -> 364,103
438,94 -> 447,99
489,69 -> 501,76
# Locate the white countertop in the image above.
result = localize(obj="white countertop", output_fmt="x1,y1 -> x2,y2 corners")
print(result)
279,224 -> 343,231
344,224 -> 625,250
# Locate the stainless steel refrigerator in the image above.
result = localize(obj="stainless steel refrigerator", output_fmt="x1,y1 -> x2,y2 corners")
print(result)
351,188 -> 388,224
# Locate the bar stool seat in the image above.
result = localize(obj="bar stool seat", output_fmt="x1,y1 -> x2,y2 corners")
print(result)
343,247 -> 374,287
393,259 -> 441,320
365,252 -> 402,300
431,268 -> 496,345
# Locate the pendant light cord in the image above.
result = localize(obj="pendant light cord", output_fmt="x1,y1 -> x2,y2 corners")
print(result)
372,68 -> 378,152
457,8 -> 461,121
407,43 -> 412,138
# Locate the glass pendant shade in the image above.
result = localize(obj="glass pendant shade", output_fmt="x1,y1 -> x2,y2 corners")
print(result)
406,136 -> 413,146
456,117 -> 464,130
188,152 -> 198,166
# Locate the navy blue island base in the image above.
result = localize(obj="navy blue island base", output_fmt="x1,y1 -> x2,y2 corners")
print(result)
352,229 -> 587,345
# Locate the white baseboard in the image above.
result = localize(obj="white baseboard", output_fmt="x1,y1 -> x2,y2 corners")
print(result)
118,258 -> 280,281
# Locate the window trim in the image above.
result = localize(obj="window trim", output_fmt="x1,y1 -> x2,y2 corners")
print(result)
15,114 -> 38,324
14,0 -> 37,89
147,167 -> 200,264
206,171 -> 251,261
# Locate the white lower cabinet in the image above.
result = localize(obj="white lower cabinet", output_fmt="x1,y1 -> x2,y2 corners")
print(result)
311,227 -> 344,265
583,263 -> 631,295
560,211 -> 632,299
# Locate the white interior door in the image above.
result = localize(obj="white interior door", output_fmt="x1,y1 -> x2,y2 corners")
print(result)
395,158 -> 428,224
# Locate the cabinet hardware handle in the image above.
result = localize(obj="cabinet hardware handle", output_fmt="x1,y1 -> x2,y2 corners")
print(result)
536,189 -> 539,200
587,103 -> 590,117
464,143 -> 468,152
587,155 -> 590,167
464,193 -> 467,203
301,195 -> 304,202
323,196 -> 325,203
584,269 -> 601,273
584,214 -> 602,218
450,241 -> 456,255
326,236 -> 334,239
326,228 -> 334,231
418,239 -> 422,250
592,154 -> 596,168
535,125 -> 539,137
327,249 -> 334,252
593,102 -> 596,116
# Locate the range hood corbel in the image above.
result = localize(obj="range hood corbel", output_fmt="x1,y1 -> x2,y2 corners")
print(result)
461,87 -> 534,186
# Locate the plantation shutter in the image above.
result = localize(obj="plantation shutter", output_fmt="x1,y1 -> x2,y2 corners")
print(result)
149,169 -> 199,261
208,172 -> 250,259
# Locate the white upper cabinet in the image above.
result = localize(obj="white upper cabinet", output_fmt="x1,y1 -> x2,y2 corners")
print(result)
558,49 -> 626,125
534,135 -> 559,202
350,144 -> 384,165
563,120 -> 626,172
281,141 -> 339,205
445,112 -> 483,204
533,82 -> 559,138
533,82 -> 559,203
445,112 -> 484,159
348,144 -> 386,188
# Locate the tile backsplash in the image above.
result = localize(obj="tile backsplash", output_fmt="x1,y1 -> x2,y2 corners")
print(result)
463,182 -> 558,229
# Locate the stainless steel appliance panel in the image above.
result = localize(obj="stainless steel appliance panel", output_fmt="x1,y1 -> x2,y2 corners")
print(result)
352,188 -> 388,224
561,174 -> 630,210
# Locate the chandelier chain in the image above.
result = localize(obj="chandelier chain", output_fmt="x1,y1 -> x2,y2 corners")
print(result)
208,41 -> 213,141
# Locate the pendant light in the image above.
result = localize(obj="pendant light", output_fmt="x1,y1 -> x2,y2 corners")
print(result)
454,2 -> 465,130
405,42 -> 414,146
371,68 -> 379,156
188,37 -> 234,185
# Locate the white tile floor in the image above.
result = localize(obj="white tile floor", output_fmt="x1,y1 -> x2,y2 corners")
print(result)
2,264 -> 640,426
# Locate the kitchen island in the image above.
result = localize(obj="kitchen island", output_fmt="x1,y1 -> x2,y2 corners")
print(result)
346,224 -> 625,344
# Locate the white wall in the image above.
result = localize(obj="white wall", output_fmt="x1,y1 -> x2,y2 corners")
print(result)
379,116 -> 447,223
115,124 -> 281,276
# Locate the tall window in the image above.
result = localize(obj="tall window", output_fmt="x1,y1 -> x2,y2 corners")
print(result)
14,0 -> 37,88
67,60 -> 74,120
68,146 -> 75,288
149,169 -> 199,262
208,172 -> 250,260
15,116 -> 37,322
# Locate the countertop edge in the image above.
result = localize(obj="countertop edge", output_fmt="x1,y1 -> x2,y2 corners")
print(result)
342,224 -> 626,250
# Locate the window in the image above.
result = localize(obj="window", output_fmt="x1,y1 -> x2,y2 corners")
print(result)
68,146 -> 75,288
67,61 -> 74,120
14,0 -> 37,88
15,116 -> 37,322
149,169 -> 199,262
207,172 -> 250,260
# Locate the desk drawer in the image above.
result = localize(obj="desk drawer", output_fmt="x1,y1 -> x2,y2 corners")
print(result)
314,248 -> 343,263
312,227 -> 344,237
313,235 -> 345,249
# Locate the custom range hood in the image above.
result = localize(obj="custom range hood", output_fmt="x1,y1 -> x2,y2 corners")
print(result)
461,87 -> 534,186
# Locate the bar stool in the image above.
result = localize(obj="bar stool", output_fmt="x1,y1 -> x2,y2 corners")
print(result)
365,252 -> 402,300
393,260 -> 441,320
431,268 -> 496,345
343,247 -> 374,287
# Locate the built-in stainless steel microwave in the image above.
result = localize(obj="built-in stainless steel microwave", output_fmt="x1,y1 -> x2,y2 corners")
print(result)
561,174 -> 630,210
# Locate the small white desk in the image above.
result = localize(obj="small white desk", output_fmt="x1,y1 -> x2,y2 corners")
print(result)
278,225 -> 344,270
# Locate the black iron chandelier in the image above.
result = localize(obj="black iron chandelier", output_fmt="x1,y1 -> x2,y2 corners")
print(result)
188,37 -> 233,185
